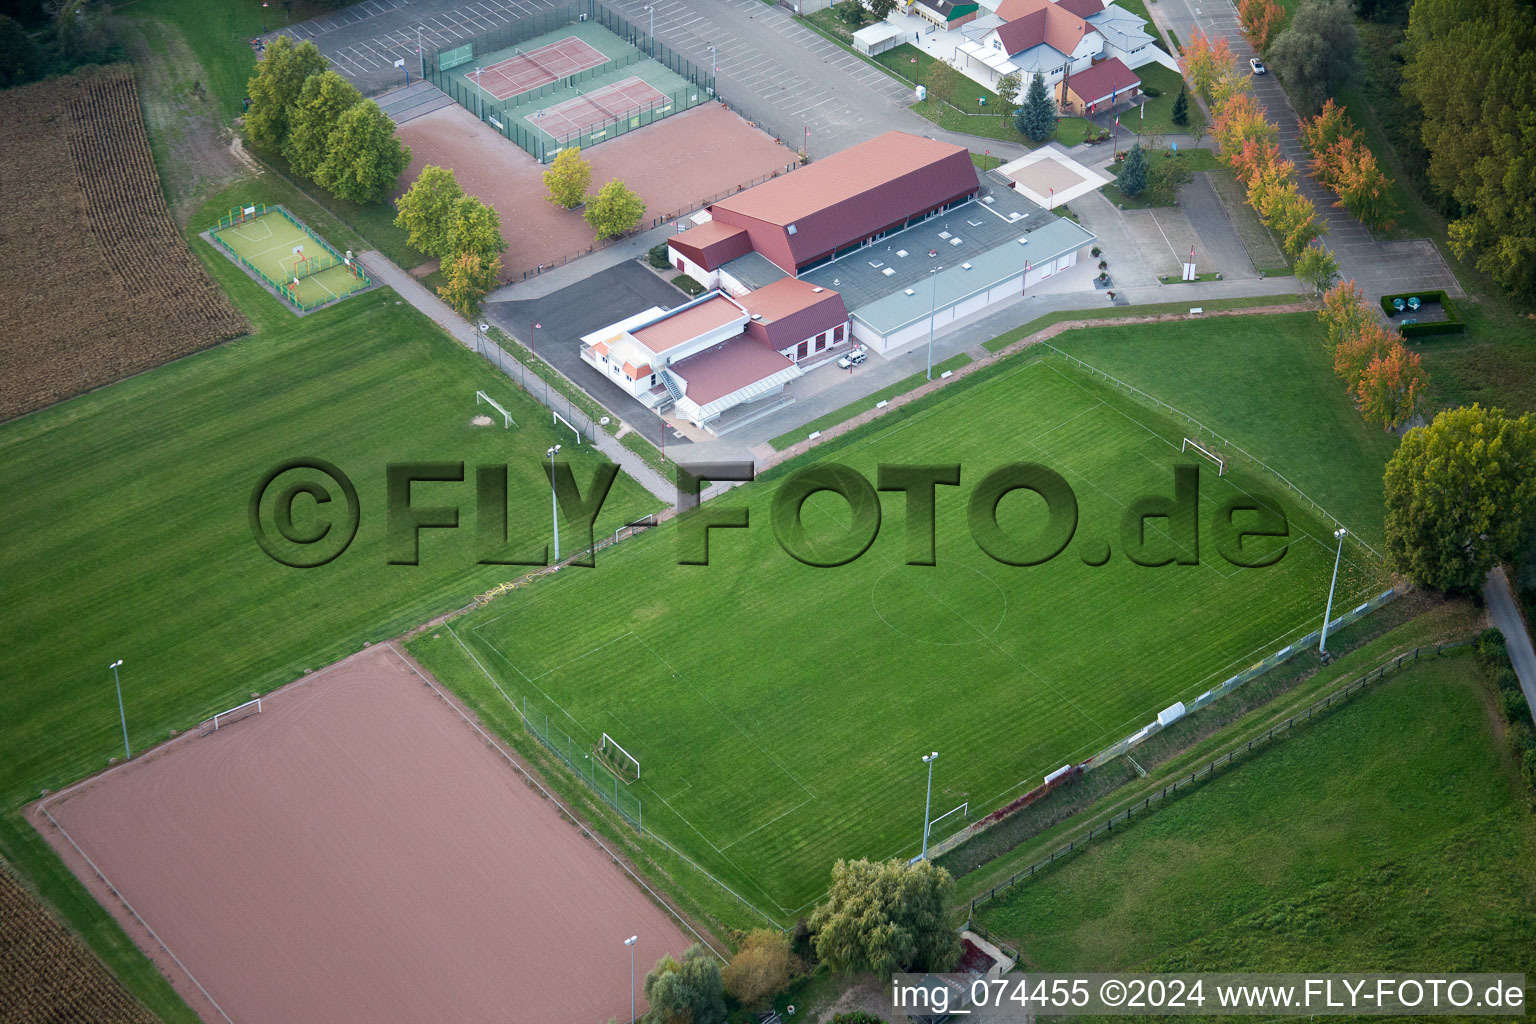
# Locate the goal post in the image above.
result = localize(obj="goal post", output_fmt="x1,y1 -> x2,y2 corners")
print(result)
927,800 -> 969,840
198,698 -> 262,736
598,731 -> 640,783
552,410 -> 582,445
476,390 -> 517,428
1182,436 -> 1226,475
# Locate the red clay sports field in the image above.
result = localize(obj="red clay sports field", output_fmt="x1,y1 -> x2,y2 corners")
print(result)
33,645 -> 696,1024
475,35 -> 607,101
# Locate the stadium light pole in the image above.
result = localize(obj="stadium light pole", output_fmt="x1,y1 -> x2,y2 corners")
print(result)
548,445 -> 562,563
109,660 -> 130,760
625,935 -> 638,1023
261,0 -> 268,33
925,265 -> 943,380
473,67 -> 485,120
920,750 -> 939,859
644,5 -> 654,57
477,321 -> 489,357
418,25 -> 425,81
1318,527 -> 1347,658
708,44 -> 716,92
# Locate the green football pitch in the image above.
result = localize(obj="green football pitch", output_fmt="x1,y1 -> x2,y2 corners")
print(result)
412,355 -> 1391,920
211,208 -> 367,310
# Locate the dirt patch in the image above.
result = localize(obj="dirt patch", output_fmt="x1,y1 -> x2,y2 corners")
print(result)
396,102 -> 797,280
34,645 -> 693,1024
472,413 -> 494,425
113,17 -> 248,223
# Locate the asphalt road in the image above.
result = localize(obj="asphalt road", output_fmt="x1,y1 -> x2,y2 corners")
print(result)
1484,567 -> 1536,729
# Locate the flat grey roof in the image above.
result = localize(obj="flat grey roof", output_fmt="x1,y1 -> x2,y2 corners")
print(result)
719,250 -> 788,290
848,215 -> 1097,336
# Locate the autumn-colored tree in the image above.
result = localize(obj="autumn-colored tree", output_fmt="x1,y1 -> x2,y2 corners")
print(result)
436,251 -> 501,317
722,930 -> 794,1009
1237,0 -> 1285,52
1229,135 -> 1285,187
1250,173 -> 1325,258
542,146 -> 591,210
1329,139 -> 1398,231
1318,279 -> 1373,351
1212,93 -> 1274,166
1355,341 -> 1428,430
1298,98 -> 1358,176
1209,69 -> 1250,108
1179,28 -> 1236,102
584,179 -> 646,240
1295,241 -> 1340,294
1333,318 -> 1396,383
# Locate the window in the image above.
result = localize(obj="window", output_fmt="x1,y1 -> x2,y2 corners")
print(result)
797,341 -> 808,359
834,324 -> 845,342
651,374 -> 657,386
815,333 -> 827,352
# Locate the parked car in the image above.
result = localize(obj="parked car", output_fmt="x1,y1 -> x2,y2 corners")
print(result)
837,349 -> 867,369
1249,57 -> 1267,74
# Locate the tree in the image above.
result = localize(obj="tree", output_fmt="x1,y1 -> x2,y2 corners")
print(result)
543,146 -> 592,210
394,166 -> 465,259
1015,71 -> 1056,143
833,0 -> 867,28
283,71 -> 362,181
1229,135 -> 1285,188
1318,279 -> 1373,351
643,945 -> 726,1024
1178,28 -> 1236,102
1187,117 -> 1209,150
0,14 -> 46,85
1170,85 -> 1189,126
313,100 -> 411,204
1118,144 -> 1149,197
245,35 -> 327,152
721,930 -> 793,1009
1249,171 -> 1325,258
1355,341 -> 1428,430
1294,241 -> 1339,294
584,179 -> 646,240
811,859 -> 959,975
870,0 -> 900,15
1237,0 -> 1285,52
1328,139 -> 1397,231
436,251 -> 500,317
1266,0 -> 1358,114
1211,92 -> 1274,169
54,0 -> 108,60
926,59 -> 961,110
1332,318 -> 1396,383
1384,405 -> 1536,593
1298,98 -> 1357,174
996,71 -> 1022,123
446,195 -> 506,264
1403,0 -> 1536,301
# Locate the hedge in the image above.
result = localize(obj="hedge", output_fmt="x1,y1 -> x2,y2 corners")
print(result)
1379,289 -> 1465,338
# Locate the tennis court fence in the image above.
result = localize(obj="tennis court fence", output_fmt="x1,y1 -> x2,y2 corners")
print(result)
207,204 -> 372,313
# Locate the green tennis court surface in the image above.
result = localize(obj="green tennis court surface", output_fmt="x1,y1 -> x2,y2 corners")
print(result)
411,356 -> 1391,919
211,206 -> 368,312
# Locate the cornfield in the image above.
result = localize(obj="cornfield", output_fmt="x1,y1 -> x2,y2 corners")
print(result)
0,64 -> 246,423
0,861 -> 161,1024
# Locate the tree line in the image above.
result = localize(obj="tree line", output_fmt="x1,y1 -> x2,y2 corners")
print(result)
1,0 -> 118,88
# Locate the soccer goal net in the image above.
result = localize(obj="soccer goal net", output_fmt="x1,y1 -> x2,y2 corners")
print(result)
597,732 -> 640,783
1182,437 -> 1226,475
476,390 -> 516,428
198,698 -> 262,736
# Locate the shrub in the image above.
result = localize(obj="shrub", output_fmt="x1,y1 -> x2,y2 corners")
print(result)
1142,85 -> 1162,98
648,242 -> 671,269
1378,290 -> 1465,337
831,1014 -> 889,1024
1477,628 -> 1509,670
722,930 -> 793,1009
1500,689 -> 1532,726
1494,667 -> 1521,693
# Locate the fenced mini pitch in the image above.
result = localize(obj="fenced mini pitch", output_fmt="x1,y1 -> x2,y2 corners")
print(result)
425,1 -> 713,162
208,204 -> 370,313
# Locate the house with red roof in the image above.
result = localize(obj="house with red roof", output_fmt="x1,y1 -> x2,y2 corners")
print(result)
956,0 -> 1161,89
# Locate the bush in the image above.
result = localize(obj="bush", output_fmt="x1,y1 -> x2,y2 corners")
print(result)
1494,667 -> 1521,693
1477,628 -> 1509,671
1142,85 -> 1163,97
722,930 -> 793,1009
648,243 -> 671,269
1499,688 -> 1532,726
831,1014 -> 889,1024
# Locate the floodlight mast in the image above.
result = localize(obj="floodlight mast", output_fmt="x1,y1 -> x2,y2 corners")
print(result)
109,659 -> 129,759
920,750 -> 939,859
547,445 -> 562,562
1318,527 -> 1347,658
625,935 -> 639,1023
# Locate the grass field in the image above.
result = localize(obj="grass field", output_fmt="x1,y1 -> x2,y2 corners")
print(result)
1048,312 -> 1401,548
0,176 -> 658,1023
411,353 -> 1390,920
211,206 -> 369,310
974,653 -> 1536,973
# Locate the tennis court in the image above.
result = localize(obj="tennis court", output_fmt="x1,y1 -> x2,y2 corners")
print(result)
475,35 -> 608,101
209,206 -> 370,312
529,75 -> 670,142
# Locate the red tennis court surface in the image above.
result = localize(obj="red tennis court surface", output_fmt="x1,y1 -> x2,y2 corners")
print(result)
33,645 -> 696,1024
478,35 -> 607,101
533,75 -> 669,140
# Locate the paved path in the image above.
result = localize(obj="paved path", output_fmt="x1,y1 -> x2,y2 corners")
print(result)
1147,0 -> 1461,298
357,250 -> 677,505
1484,566 -> 1536,729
